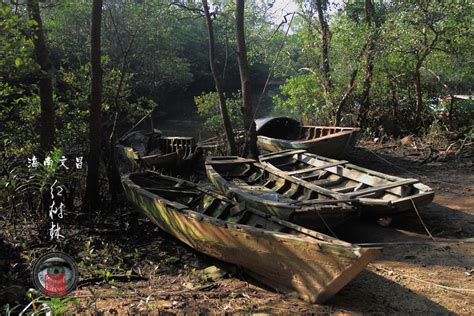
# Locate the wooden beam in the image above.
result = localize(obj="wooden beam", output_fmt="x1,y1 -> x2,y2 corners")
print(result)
259,149 -> 306,161
292,198 -> 359,206
345,179 -> 419,197
286,161 -> 348,175
206,158 -> 256,165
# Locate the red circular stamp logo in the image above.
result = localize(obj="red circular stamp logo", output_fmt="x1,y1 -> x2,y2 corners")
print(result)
32,252 -> 78,296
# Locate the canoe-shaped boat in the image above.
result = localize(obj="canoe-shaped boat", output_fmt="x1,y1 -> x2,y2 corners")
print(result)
205,156 -> 358,230
121,171 -> 381,303
259,150 -> 435,215
256,117 -> 360,158
116,129 -> 199,173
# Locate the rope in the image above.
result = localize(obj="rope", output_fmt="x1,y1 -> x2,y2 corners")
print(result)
372,265 -> 474,293
411,198 -> 435,241
357,239 -> 474,246
315,208 -> 340,239
118,110 -> 154,142
365,148 -> 457,186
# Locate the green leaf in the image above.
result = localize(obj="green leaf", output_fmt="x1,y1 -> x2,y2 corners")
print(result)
14,57 -> 22,67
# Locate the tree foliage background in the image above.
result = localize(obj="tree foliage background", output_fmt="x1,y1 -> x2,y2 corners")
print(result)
0,0 -> 472,207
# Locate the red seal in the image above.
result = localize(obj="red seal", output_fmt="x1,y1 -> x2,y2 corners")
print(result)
44,272 -> 67,296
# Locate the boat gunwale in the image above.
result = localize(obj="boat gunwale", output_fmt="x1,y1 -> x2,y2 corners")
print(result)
257,126 -> 360,145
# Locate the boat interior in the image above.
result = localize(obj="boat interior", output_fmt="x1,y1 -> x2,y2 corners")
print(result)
208,158 -> 345,204
128,172 -> 295,232
262,152 -> 426,202
255,117 -> 358,141
120,130 -> 196,159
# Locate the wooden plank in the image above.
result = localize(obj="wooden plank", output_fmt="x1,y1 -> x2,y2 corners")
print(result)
333,185 -> 360,193
145,188 -> 199,196
292,198 -> 359,206
259,162 -> 346,200
356,198 -> 393,206
345,179 -> 419,197
206,158 -> 256,165
287,161 -> 348,175
259,149 -> 307,161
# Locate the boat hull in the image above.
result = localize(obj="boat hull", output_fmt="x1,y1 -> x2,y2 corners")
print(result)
259,150 -> 435,215
205,157 -> 358,230
257,127 -> 360,158
122,173 -> 381,303
115,131 -> 196,173
255,117 -> 360,158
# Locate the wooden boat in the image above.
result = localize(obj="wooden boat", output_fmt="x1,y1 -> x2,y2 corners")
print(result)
116,129 -> 200,173
258,150 -> 435,216
255,117 -> 360,158
205,156 -> 358,230
121,171 -> 381,303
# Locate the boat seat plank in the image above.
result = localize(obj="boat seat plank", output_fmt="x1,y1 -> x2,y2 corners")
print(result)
299,170 -> 331,181
207,158 -> 256,165
333,185 -> 360,193
345,179 -> 419,197
144,187 -> 199,197
286,161 -> 348,175
259,150 -> 306,161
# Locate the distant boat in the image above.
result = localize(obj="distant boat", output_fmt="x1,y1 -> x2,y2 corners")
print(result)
205,155 -> 358,230
259,150 -> 435,216
255,117 -> 360,158
116,129 -> 200,173
121,171 -> 381,303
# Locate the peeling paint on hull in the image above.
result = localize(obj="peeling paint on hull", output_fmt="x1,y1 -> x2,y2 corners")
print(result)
121,172 -> 381,303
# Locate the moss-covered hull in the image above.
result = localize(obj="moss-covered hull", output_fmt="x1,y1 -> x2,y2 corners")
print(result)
122,172 -> 380,303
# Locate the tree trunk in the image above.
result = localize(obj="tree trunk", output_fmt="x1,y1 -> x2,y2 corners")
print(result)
390,83 -> 399,119
315,0 -> 333,100
414,62 -> 423,128
235,0 -> 257,158
335,68 -> 358,125
202,0 -> 237,155
358,0 -> 378,129
448,94 -> 455,122
85,0 -> 104,211
27,0 -> 55,154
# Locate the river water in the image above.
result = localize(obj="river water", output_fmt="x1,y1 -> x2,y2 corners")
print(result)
151,85 -> 278,140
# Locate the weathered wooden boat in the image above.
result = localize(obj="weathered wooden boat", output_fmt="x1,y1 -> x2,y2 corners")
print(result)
205,156 -> 358,230
258,150 -> 435,215
116,129 -> 200,173
256,117 -> 360,158
121,171 -> 381,303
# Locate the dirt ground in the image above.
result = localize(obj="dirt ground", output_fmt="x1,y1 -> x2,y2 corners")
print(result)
1,140 -> 473,314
